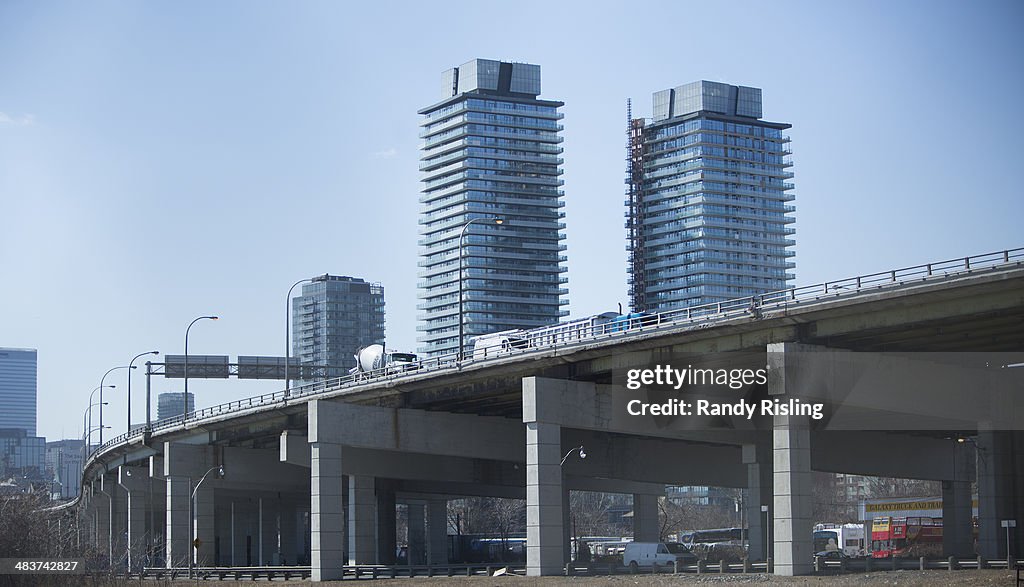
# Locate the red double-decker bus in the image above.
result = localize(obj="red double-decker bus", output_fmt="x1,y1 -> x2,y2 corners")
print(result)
871,516 -> 943,558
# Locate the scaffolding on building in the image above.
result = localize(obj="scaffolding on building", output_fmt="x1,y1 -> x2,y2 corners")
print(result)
625,99 -> 647,312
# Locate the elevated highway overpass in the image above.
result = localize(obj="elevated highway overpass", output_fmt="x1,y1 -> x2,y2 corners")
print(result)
73,248 -> 1024,578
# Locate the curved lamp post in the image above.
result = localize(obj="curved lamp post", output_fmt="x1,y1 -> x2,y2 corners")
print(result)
83,387 -> 112,459
457,217 -> 504,361
189,465 -> 224,578
560,445 -> 587,466
285,275 -> 327,396
127,351 -> 159,434
99,366 -> 134,445
184,316 -> 218,418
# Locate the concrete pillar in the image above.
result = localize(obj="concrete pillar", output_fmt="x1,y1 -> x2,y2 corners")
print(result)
279,498 -> 298,565
118,467 -> 149,571
94,481 -> 112,565
105,475 -> 127,569
943,440 -> 975,557
427,499 -> 447,565
295,505 -> 308,565
772,413 -> 813,576
229,498 -> 257,567
768,343 -> 816,576
165,475 -> 190,569
977,430 -> 1023,560
310,442 -> 344,581
147,457 -> 166,567
633,493 -> 660,542
348,475 -> 377,564
194,485 -> 216,566
408,503 -> 425,564
562,488 -> 571,562
258,496 -> 279,565
525,420 -> 564,576
377,486 -> 397,565
744,442 -> 773,561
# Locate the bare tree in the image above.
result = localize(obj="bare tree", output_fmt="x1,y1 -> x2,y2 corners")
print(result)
866,476 -> 940,499
813,472 -> 858,523
570,491 -> 628,538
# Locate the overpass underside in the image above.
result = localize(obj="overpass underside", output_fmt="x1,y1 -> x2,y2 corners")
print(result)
78,266 -> 1024,578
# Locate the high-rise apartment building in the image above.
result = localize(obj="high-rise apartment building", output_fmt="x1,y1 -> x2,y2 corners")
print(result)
291,275 -> 385,376
418,59 -> 568,357
0,347 -> 37,436
157,391 -> 194,421
626,81 -> 795,313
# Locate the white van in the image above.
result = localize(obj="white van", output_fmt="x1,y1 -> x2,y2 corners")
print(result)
470,330 -> 529,359
622,542 -> 696,572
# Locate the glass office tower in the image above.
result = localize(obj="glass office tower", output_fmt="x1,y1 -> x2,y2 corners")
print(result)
626,81 -> 795,313
291,275 -> 385,376
0,347 -> 37,436
418,59 -> 568,357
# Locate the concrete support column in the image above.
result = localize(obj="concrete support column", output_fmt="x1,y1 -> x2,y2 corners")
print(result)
296,505 -> 309,565
977,430 -> 1023,560
562,488 -> 571,563
768,342 -> 816,576
109,476 -> 128,569
193,485 -> 216,566
258,496 -> 279,565
165,476 -> 190,569
408,503 -> 425,565
118,467 -> 149,571
772,413 -> 813,576
348,475 -> 377,564
377,486 -> 397,565
943,440 -> 975,557
278,498 -> 298,565
633,493 -> 660,542
311,442 -> 345,581
744,442 -> 773,561
525,420 -> 564,576
94,483 -> 111,564
427,498 -> 447,565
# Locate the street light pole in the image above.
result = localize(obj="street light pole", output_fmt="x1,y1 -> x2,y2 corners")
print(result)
83,387 -> 111,460
99,367 -> 133,445
457,217 -> 503,361
184,315 -> 218,419
189,465 -> 224,579
285,276 -> 325,396
127,351 -> 159,434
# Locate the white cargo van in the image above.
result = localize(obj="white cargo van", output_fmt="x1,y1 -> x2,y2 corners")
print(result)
622,541 -> 696,572
470,330 -> 529,359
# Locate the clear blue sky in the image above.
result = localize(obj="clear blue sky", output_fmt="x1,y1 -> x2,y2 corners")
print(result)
2,0 -> 1022,442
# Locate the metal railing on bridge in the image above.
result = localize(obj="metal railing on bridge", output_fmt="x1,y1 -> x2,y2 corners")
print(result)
88,246 -> 1024,462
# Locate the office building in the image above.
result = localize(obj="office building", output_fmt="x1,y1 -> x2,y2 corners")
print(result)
0,347 -> 37,436
418,59 -> 568,357
626,81 -> 795,313
0,428 -> 46,480
157,391 -> 194,421
291,275 -> 385,377
45,439 -> 84,499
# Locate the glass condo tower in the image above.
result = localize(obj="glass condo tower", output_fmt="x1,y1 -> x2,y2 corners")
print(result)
418,59 -> 568,357
626,81 -> 795,313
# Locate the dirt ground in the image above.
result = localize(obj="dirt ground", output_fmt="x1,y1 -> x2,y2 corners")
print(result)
77,569 -> 1013,586
18,569 -> 1019,587
323,569 -> 1019,586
